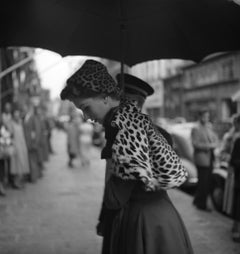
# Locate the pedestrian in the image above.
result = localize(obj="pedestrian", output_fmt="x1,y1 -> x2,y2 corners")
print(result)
96,73 -> 173,254
191,109 -> 218,211
79,118 -> 94,167
2,102 -> 14,134
0,114 -> 13,196
37,106 -> 50,162
2,102 -> 14,186
229,114 -> 240,242
33,106 -> 47,170
22,103 -> 41,182
220,114 -> 240,216
65,112 -> 80,168
0,158 -> 6,196
117,73 -> 173,146
45,112 -> 55,154
60,59 -> 193,254
10,107 -> 30,188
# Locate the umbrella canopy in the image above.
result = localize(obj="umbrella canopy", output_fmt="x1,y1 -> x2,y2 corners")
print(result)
0,0 -> 240,67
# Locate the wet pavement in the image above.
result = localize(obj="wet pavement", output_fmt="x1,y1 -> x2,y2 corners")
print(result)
0,129 -> 240,254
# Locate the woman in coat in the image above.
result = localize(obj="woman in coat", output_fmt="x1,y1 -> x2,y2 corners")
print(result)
60,59 -> 194,254
230,115 -> 240,242
11,108 -> 30,188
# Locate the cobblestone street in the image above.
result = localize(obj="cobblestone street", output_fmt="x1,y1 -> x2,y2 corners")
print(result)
0,130 -> 240,254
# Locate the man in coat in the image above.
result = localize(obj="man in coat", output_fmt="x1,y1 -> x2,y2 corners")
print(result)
22,104 -> 41,182
191,109 -> 218,211
97,73 -> 173,254
117,73 -> 173,146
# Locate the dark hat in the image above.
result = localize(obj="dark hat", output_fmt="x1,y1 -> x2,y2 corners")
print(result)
116,73 -> 154,98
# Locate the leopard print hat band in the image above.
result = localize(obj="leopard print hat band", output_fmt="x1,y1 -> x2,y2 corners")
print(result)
66,59 -> 120,95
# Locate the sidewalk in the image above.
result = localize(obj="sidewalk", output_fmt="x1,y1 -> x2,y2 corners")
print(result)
0,129 -> 239,254
169,190 -> 240,254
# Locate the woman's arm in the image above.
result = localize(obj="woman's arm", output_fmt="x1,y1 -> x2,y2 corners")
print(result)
111,109 -> 187,191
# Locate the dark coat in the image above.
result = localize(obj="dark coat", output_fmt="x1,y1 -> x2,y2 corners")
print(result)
99,104 -> 193,254
230,137 -> 240,221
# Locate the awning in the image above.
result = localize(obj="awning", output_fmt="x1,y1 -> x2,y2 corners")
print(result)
232,90 -> 240,102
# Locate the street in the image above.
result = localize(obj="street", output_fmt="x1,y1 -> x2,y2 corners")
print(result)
0,129 -> 239,254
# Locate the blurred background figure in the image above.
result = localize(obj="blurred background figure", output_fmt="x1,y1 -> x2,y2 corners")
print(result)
33,106 -> 48,170
0,114 -> 13,196
79,118 -> 94,167
116,73 -> 173,146
92,123 -> 105,149
45,110 -> 55,155
11,107 -> 30,189
191,109 -> 218,212
228,114 -> 240,242
22,103 -> 41,182
2,102 -> 14,133
221,114 -> 240,216
2,102 -> 14,186
65,111 -> 80,168
39,107 -> 49,162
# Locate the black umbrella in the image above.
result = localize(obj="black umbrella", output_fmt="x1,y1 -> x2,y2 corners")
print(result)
1,0 -> 240,68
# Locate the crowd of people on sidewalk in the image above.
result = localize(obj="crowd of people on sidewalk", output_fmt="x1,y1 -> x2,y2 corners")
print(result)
0,101 -> 54,197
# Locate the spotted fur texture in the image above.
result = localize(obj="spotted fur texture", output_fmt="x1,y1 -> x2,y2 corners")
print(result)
66,60 -> 120,95
110,102 -> 188,191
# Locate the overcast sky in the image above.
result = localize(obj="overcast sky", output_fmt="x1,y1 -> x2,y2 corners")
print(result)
34,49 -> 88,99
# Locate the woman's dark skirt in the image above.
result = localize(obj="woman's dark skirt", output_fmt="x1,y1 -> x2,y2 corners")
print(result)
110,188 -> 194,254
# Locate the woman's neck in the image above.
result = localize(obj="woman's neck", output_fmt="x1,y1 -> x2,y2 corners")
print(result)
109,99 -> 120,108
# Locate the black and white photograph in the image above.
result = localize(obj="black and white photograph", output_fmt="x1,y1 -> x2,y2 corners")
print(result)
0,1 -> 240,253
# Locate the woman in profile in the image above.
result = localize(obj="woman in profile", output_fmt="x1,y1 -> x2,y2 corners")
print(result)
60,59 -> 194,254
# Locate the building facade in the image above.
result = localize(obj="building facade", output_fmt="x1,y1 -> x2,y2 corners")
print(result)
164,52 -> 240,122
0,47 -> 42,113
